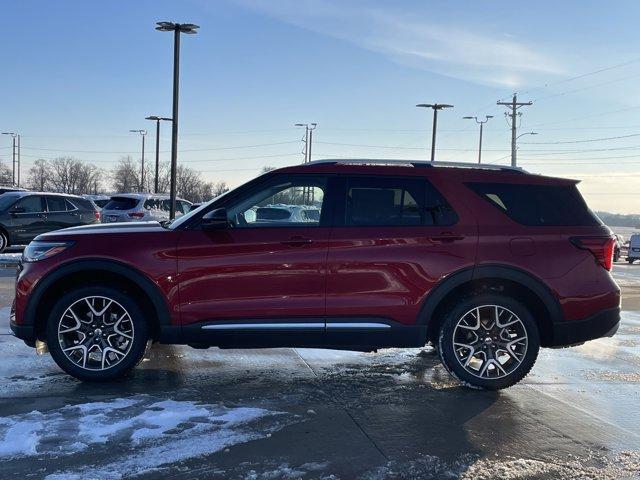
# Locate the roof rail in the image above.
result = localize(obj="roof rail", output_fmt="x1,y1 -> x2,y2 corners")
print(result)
305,158 -> 526,173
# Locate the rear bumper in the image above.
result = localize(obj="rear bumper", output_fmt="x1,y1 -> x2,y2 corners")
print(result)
550,306 -> 620,347
10,317 -> 36,347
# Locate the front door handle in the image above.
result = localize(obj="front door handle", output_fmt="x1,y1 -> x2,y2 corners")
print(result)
281,236 -> 313,246
430,232 -> 465,243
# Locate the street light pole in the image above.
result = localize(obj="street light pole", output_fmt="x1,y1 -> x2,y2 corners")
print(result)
463,116 -> 493,164
514,131 -> 538,166
1,133 -> 17,185
156,21 -> 199,219
416,104 -> 453,162
146,116 -> 172,193
130,129 -> 147,191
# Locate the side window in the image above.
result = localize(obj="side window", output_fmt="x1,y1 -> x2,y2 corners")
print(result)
178,201 -> 191,215
46,196 -> 68,212
425,183 -> 458,226
345,177 -> 425,226
226,176 -> 326,228
65,199 -> 79,211
14,196 -> 44,213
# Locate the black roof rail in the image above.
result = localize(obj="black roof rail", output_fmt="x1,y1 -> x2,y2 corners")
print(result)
305,159 -> 526,173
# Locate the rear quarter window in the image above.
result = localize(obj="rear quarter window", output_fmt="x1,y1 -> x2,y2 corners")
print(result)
467,182 -> 601,226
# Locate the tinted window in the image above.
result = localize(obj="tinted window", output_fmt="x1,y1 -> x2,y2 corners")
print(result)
226,175 -> 326,227
47,196 -> 68,212
467,182 -> 601,226
93,199 -> 109,208
425,183 -> 458,226
14,196 -> 44,213
104,197 -> 139,210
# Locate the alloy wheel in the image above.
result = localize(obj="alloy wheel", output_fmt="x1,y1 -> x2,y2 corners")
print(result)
452,305 -> 528,379
57,296 -> 135,371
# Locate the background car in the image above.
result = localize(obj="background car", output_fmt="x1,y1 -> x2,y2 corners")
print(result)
100,193 -> 192,223
254,204 -> 321,223
83,194 -> 110,210
613,233 -> 625,262
0,191 -> 99,252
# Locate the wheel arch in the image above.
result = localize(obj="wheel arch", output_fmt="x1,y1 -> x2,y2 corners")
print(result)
26,259 -> 172,341
420,265 -> 563,347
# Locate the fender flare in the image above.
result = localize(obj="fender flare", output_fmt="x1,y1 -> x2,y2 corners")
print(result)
24,258 -> 172,328
418,264 -> 563,327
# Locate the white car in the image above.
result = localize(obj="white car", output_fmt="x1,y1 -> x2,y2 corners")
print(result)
253,204 -> 321,223
627,234 -> 640,264
83,194 -> 111,210
100,193 -> 192,223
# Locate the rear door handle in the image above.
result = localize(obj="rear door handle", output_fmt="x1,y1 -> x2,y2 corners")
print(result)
429,232 -> 465,243
281,236 -> 313,246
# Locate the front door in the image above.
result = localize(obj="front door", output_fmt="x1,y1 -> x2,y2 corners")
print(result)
176,174 -> 332,344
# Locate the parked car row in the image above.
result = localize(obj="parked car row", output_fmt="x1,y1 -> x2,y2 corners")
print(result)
0,189 -> 194,252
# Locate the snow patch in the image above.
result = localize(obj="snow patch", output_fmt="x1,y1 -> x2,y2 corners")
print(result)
0,395 -> 291,479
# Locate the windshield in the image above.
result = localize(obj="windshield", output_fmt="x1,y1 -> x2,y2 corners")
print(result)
166,190 -> 231,229
0,194 -> 20,211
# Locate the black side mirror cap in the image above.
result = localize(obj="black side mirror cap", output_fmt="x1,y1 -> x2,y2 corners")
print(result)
201,208 -> 228,230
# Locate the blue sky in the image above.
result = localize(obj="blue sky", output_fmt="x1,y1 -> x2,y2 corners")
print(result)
3,0 -> 640,212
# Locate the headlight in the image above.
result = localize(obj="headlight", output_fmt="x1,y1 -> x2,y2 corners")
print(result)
22,242 -> 73,263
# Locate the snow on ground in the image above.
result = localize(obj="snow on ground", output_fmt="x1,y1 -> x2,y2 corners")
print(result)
0,394 -> 291,479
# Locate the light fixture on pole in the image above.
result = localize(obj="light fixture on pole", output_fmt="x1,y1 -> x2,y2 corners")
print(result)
416,104 -> 453,162
294,123 -> 317,163
156,21 -> 199,219
1,132 -> 18,186
463,115 -> 493,164
514,131 -> 538,167
146,116 -> 172,193
129,129 -> 147,192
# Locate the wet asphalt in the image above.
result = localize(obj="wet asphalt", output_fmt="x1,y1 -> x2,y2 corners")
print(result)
0,264 -> 638,479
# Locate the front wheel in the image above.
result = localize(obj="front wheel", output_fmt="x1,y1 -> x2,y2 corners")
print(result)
438,294 -> 540,390
46,286 -> 149,381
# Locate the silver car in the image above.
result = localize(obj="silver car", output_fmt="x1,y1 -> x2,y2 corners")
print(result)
100,193 -> 192,223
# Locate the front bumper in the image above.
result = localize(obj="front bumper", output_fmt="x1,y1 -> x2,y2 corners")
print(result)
551,306 -> 620,347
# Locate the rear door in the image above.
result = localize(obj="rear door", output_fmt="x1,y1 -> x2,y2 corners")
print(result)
9,195 -> 48,243
325,175 -> 477,333
44,195 -> 76,231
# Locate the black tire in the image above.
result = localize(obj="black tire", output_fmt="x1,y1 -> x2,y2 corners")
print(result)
437,294 -> 540,390
613,249 -> 620,263
46,286 -> 149,381
628,258 -> 635,264
0,230 -> 8,253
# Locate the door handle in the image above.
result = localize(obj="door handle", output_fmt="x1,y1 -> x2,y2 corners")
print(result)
281,236 -> 313,246
429,232 -> 465,243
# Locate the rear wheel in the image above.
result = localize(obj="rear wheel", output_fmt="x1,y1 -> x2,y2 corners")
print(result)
46,286 -> 149,381
438,294 -> 540,390
628,258 -> 635,264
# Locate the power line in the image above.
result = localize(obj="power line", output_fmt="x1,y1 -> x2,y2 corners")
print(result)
520,133 -> 640,144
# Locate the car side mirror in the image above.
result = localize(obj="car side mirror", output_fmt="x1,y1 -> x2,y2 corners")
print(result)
201,208 -> 228,230
9,206 -> 25,214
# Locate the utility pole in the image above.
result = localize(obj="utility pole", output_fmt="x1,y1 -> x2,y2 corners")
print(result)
17,134 -> 20,187
416,103 -> 453,162
295,123 -> 317,163
497,94 -> 532,167
463,116 -> 493,164
1,133 -> 17,185
129,129 -> 147,191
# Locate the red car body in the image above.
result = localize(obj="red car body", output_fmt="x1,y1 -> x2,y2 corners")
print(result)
12,162 -> 620,353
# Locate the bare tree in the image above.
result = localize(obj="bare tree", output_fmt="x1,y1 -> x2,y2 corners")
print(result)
47,157 -> 101,195
112,156 -> 140,193
261,166 -> 275,174
212,181 -> 229,197
27,159 -> 50,191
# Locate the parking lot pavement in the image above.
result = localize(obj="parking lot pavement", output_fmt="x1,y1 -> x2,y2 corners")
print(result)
0,269 -> 638,479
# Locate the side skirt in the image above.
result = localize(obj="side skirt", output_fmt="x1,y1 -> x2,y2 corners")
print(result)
158,318 -> 427,351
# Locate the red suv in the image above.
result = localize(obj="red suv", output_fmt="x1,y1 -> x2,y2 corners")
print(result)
10,160 -> 620,389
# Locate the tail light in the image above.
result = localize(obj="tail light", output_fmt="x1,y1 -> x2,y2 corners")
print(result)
94,211 -> 100,221
128,212 -> 145,219
570,236 -> 615,271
